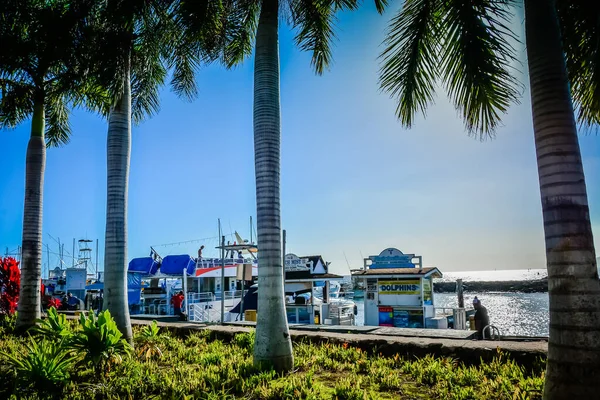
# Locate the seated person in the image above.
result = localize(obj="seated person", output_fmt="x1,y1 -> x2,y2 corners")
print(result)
66,292 -> 80,310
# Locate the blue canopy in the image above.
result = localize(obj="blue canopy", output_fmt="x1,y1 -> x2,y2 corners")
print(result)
128,257 -> 159,275
85,273 -> 148,291
160,255 -> 196,276
85,282 -> 104,290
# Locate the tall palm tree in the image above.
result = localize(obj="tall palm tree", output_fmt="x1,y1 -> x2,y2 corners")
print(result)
0,0 -> 97,332
90,0 -> 227,342
181,0 -> 387,371
378,0 -> 599,397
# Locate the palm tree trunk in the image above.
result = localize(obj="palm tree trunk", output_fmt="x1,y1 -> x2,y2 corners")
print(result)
252,0 -> 293,372
525,1 -> 600,398
103,65 -> 133,343
16,101 -> 45,333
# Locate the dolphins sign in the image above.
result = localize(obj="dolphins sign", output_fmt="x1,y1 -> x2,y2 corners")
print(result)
378,280 -> 420,295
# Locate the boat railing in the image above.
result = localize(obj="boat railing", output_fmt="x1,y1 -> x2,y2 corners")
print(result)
332,291 -> 355,300
434,307 -> 455,316
328,303 -> 355,326
189,303 -> 221,323
224,290 -> 243,300
188,292 -> 215,303
196,258 -> 254,269
483,325 -> 501,340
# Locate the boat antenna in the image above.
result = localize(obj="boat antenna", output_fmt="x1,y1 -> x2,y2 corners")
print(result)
343,251 -> 351,271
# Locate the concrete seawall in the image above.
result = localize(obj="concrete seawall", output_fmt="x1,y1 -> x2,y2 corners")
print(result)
434,279 -> 548,293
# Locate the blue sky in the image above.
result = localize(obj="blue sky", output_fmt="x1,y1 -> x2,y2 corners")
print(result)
1,5 -> 599,276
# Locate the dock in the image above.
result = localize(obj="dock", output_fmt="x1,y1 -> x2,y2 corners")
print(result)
224,321 -> 477,340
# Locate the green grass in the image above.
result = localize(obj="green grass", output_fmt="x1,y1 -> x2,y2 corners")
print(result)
0,325 -> 545,399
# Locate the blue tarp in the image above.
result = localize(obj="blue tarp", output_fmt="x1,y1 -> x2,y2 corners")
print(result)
85,273 -> 148,291
128,257 -> 159,275
128,288 -> 141,305
85,282 -> 104,290
160,255 -> 196,276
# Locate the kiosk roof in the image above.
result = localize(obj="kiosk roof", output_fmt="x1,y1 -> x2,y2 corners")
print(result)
351,267 -> 442,279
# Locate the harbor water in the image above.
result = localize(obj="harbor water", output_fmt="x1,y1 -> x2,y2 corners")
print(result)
353,269 -> 550,337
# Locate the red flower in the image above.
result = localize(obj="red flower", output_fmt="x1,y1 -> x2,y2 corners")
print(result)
47,297 -> 61,309
0,257 -> 21,315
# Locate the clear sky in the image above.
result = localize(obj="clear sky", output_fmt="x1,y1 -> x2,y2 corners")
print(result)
1,5 -> 598,276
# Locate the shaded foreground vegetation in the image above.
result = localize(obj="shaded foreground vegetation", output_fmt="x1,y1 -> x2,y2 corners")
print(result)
0,314 -> 545,399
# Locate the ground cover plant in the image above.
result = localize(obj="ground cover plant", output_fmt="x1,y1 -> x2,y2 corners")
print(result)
0,318 -> 545,399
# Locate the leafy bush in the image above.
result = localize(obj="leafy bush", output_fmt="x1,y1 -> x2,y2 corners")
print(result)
333,377 -> 372,400
31,307 -> 71,340
69,310 -> 131,371
135,320 -> 164,361
1,337 -> 75,391
233,330 -> 256,352
0,311 -> 17,335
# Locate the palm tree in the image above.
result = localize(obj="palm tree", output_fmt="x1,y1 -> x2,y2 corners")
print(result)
378,0 -> 599,397
90,0 -> 227,342
180,0 -> 387,371
0,0 -> 97,332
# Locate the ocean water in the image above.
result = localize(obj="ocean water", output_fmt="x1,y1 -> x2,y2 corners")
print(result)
353,269 -> 550,337
437,269 -> 548,283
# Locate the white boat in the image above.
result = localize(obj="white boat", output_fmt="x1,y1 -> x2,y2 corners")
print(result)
129,246 -> 357,326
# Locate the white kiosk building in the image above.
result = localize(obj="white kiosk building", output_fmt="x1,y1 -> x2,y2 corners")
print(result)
352,248 -> 443,328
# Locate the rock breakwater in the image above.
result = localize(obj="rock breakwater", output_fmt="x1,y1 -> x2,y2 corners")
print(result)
434,278 -> 548,293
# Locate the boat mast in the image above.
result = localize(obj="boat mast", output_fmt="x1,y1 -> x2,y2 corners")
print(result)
219,219 -> 225,324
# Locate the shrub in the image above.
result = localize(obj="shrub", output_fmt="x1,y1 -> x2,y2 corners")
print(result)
0,311 -> 18,335
333,377 -> 373,400
135,320 -> 164,361
233,330 -> 255,351
69,310 -> 131,371
1,337 -> 75,391
31,307 -> 71,340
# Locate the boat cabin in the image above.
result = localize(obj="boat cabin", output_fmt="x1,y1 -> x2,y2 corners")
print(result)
284,254 -> 355,325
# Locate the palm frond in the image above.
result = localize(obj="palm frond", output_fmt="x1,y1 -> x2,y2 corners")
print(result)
379,0 -> 443,129
374,0 -> 389,14
292,0 -> 338,75
558,0 -> 600,132
45,93 -> 72,148
0,79 -> 35,129
331,0 -> 359,12
130,1 -> 170,122
168,0 -> 216,100
131,62 -> 166,124
438,0 -> 520,137
170,41 -> 201,101
222,0 -> 261,68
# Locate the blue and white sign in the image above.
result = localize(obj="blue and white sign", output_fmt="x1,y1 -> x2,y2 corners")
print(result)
285,254 -> 310,271
369,248 -> 416,269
